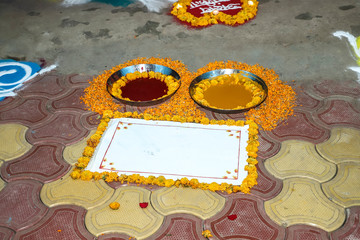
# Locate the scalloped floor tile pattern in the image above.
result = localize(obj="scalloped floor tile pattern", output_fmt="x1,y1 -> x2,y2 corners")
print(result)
0,227 -> 15,240
286,225 -> 330,240
1,74 -> 360,239
265,140 -> 336,182
1,143 -> 71,183
267,110 -> 330,144
316,99 -> 360,128
85,186 -> 164,239
149,214 -> 203,239
204,195 -> 286,239
322,162 -> 360,208
63,130 -> 96,165
316,127 -> 360,164
264,178 -> 346,232
0,97 -> 50,126
26,112 -> 89,145
331,206 -> 360,239
40,169 -> 114,209
13,205 -> 94,240
0,123 -> 32,161
0,180 -> 48,231
151,186 -> 225,220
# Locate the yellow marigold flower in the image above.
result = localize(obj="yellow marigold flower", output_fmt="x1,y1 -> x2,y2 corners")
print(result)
97,122 -> 108,132
70,170 -> 81,179
109,202 -> 120,210
210,119 -> 218,125
124,112 -> 133,117
208,182 -> 219,192
144,114 -> 152,120
102,110 -> 114,119
180,177 -> 189,186
232,185 -> 241,193
165,179 -> 175,187
202,230 -> 213,238
144,175 -> 155,185
189,178 -> 199,188
80,170 -> 93,181
105,172 -> 119,182
225,119 -> 236,126
174,180 -> 181,187
114,111 -> 123,118
200,117 -> 210,125
78,156 -> 90,164
92,172 -> 102,180
75,162 -> 87,169
248,152 -> 258,158
83,146 -> 94,157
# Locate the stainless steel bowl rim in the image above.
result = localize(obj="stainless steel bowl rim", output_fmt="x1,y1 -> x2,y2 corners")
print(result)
189,69 -> 268,114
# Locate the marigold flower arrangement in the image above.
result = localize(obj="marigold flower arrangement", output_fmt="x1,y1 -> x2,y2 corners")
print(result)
192,73 -> 265,110
81,57 -> 296,131
110,71 -> 179,101
171,0 -> 258,27
71,110 -> 260,194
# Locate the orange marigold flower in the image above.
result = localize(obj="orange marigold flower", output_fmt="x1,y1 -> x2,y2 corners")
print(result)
202,230 -> 213,238
83,146 -> 94,157
80,170 -> 93,181
109,202 -> 120,210
70,170 -> 81,179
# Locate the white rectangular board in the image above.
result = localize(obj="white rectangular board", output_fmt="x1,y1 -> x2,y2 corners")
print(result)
86,118 -> 249,185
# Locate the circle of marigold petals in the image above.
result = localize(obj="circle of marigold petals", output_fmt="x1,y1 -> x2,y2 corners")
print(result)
193,61 -> 297,130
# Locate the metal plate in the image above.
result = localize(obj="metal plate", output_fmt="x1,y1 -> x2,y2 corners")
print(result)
189,69 -> 268,114
107,64 -> 181,106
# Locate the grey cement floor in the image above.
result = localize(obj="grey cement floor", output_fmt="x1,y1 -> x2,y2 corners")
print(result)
0,0 -> 359,82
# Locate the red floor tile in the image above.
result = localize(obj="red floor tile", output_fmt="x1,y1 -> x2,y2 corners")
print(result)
19,74 -> 67,99
13,205 -> 94,240
316,99 -> 360,128
150,214 -> 203,240
293,84 -> 323,110
0,226 -> 15,240
331,206 -> 360,240
26,112 -> 89,145
248,159 -> 283,200
204,195 -> 286,239
1,143 -> 71,183
257,130 -> 281,160
312,80 -> 360,98
97,233 -> 135,240
286,225 -> 329,240
80,111 -> 101,130
0,97 -> 50,126
0,180 -> 48,231
49,87 -> 88,113
64,74 -> 92,87
267,110 -> 330,144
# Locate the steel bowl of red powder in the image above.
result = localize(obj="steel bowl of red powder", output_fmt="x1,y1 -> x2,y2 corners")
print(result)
107,64 -> 181,106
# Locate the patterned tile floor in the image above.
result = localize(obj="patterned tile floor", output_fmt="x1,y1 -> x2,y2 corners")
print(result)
0,73 -> 360,239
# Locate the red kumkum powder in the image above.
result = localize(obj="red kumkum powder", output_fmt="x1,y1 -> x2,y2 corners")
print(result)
121,77 -> 168,101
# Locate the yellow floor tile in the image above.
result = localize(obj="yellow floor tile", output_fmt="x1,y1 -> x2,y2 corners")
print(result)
85,186 -> 163,239
151,186 -> 225,220
264,178 -> 345,232
0,176 -> 5,192
0,123 -> 32,161
265,140 -> 336,182
316,127 -> 360,164
63,130 -> 96,165
40,168 -> 114,209
322,162 -> 360,207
